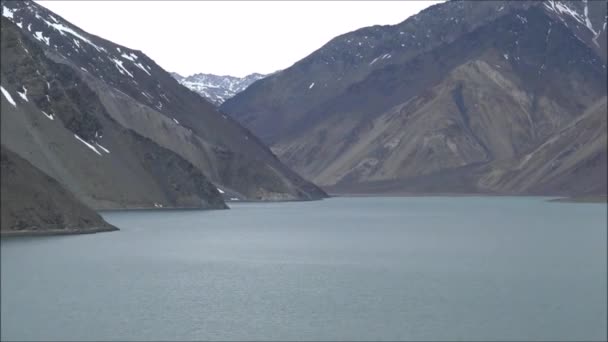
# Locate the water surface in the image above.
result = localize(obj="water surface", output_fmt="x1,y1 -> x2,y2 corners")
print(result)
2,197 -> 606,341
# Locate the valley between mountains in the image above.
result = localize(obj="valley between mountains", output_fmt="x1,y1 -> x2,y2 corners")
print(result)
1,0 -> 606,235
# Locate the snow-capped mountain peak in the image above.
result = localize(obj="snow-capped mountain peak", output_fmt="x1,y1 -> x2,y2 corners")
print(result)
172,72 -> 266,105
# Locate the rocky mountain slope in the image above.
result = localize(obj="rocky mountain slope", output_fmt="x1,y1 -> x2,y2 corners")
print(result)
482,96 -> 607,196
222,0 -> 607,197
1,145 -> 117,235
1,16 -> 227,210
172,72 -> 266,105
1,0 -> 326,210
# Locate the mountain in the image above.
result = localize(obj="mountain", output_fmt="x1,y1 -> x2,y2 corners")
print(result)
172,72 -> 266,105
1,0 -> 326,213
221,0 -> 607,197
1,15 -> 227,211
1,145 -> 118,235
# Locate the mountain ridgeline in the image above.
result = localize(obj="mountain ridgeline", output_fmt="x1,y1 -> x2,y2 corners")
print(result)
0,1 -> 326,234
221,0 -> 608,197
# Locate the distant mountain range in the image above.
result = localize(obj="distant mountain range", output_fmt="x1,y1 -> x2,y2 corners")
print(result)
171,72 -> 266,105
0,1 -> 325,234
222,0 -> 607,197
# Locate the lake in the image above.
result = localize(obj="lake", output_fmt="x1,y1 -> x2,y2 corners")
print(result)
1,197 -> 606,341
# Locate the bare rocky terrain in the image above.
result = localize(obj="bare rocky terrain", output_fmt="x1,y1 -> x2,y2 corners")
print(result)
222,0 -> 607,197
1,1 -> 326,211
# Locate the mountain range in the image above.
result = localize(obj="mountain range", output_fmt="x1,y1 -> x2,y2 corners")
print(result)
0,0 -> 325,234
2,0 -> 606,234
221,0 -> 607,197
171,72 -> 266,105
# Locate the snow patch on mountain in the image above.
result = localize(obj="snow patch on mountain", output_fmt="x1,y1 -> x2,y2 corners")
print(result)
33,31 -> 49,45
1,85 -> 17,107
4,1 -> 155,91
16,86 -> 28,102
74,134 -> 102,156
40,17 -> 104,52
2,5 -> 14,19
95,142 -> 110,154
111,58 -> 134,78
41,110 -> 54,120
544,0 -> 586,28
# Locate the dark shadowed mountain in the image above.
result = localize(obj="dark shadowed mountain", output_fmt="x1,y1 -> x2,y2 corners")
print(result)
171,72 -> 266,105
221,0 -> 607,197
1,0 -> 326,214
1,145 -> 117,235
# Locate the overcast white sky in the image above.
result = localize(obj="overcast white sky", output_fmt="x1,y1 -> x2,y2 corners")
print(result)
37,1 -> 442,77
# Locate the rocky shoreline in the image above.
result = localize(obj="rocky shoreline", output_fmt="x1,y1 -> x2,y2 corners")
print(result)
549,196 -> 608,204
0,225 -> 119,238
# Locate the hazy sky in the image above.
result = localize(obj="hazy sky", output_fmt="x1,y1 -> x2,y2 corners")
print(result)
37,1 -> 442,77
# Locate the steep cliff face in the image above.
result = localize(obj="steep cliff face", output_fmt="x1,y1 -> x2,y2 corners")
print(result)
1,1 -> 326,205
1,146 -> 117,235
222,0 -> 607,196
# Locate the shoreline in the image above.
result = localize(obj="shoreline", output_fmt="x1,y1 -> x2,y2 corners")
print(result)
97,205 -> 228,213
328,192 -> 548,198
97,197 -> 327,212
0,226 -> 119,238
328,192 -> 607,203
548,195 -> 608,203
4,195 -> 603,238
